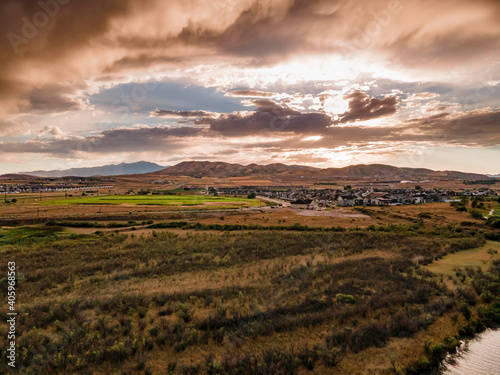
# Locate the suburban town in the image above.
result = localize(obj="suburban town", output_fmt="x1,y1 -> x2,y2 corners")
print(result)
212,185 -> 497,208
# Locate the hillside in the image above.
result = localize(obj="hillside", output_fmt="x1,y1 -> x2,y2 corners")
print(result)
155,161 -> 318,178
153,161 -> 491,181
21,161 -> 167,178
0,174 -> 39,180
315,164 -> 490,180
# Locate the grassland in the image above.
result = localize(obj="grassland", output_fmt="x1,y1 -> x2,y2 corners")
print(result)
41,194 -> 260,208
1,179 -> 499,374
424,241 -> 500,277
1,223 -> 499,374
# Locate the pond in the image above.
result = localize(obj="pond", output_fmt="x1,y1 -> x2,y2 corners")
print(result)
442,329 -> 500,375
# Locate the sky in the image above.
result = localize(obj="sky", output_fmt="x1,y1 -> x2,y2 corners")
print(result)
0,0 -> 499,174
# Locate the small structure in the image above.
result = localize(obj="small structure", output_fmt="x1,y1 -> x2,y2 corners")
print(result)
291,198 -> 317,209
337,196 -> 354,207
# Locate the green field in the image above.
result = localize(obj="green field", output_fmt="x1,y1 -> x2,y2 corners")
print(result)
424,240 -> 500,276
42,194 -> 260,207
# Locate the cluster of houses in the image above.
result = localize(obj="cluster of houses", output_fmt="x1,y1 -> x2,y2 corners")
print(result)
0,184 -> 114,194
209,185 -> 497,209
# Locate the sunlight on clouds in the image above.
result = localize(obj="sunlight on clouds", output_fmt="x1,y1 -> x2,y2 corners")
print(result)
302,136 -> 323,141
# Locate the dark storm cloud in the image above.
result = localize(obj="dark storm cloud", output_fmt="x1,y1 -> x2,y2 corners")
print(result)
151,109 -> 215,118
244,108 -> 500,150
195,99 -> 332,136
0,126 -> 202,156
171,0 -> 500,68
192,89 -> 398,138
335,90 -> 398,124
23,83 -> 87,114
2,105 -> 500,157
404,109 -> 500,147
1,0 -> 499,117
0,0 -> 133,112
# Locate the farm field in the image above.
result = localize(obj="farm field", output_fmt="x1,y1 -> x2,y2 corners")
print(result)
41,194 -> 260,207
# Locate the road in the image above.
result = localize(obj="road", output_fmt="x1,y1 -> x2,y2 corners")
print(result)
256,196 -> 291,207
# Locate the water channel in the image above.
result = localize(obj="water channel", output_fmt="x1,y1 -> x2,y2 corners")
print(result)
441,329 -> 500,375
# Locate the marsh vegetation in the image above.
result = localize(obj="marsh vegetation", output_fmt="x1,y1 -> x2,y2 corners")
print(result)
1,223 -> 499,374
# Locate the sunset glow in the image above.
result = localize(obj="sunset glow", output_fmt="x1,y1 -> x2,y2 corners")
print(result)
0,0 -> 499,174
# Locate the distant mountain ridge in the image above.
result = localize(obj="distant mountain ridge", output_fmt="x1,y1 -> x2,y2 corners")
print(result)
153,161 -> 491,180
156,161 -> 318,177
21,161 -> 167,178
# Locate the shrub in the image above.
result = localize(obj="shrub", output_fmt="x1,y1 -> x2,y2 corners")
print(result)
469,209 -> 484,220
418,212 -> 432,219
458,302 -> 471,320
335,293 -> 357,304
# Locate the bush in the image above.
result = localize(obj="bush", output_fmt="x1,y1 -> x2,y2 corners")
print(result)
486,217 -> 500,229
458,302 -> 471,320
335,293 -> 357,304
469,210 -> 484,220
418,212 -> 432,219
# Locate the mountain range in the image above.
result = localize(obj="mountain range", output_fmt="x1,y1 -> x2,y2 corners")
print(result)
5,161 -> 492,181
152,161 -> 492,181
20,161 -> 166,178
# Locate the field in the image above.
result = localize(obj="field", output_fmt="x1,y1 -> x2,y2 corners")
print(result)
42,195 -> 260,208
1,223 -> 500,374
424,241 -> 500,277
1,177 -> 499,374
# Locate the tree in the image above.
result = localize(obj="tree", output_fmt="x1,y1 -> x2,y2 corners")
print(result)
415,185 -> 422,190
344,185 -> 352,190
247,192 -> 257,199
469,209 -> 484,220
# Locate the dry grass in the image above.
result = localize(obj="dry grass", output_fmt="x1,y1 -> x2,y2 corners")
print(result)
1,224 -> 496,374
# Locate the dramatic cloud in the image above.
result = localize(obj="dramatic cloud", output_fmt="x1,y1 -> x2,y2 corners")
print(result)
2,0 -> 499,115
196,99 -> 332,136
405,109 -> 500,147
0,126 -> 202,156
0,0 -> 499,172
22,83 -> 88,114
335,90 -> 398,124
151,109 -> 215,118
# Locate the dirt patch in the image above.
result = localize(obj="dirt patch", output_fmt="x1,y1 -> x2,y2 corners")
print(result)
285,208 -> 370,218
